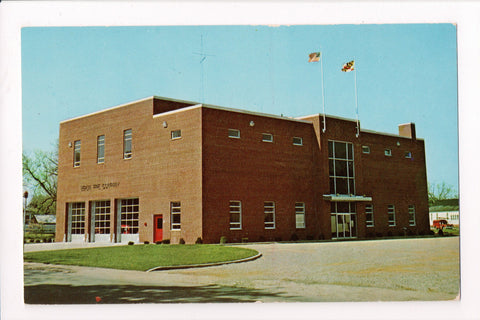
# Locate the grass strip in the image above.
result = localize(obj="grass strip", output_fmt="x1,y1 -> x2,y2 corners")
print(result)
24,244 -> 258,271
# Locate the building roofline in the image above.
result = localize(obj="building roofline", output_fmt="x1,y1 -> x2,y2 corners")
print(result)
60,96 -> 158,124
297,113 -> 424,140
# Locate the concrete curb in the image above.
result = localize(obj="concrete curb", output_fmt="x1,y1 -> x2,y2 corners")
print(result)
146,252 -> 263,272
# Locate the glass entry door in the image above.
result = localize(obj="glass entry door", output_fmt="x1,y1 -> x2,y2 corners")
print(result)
331,202 -> 357,239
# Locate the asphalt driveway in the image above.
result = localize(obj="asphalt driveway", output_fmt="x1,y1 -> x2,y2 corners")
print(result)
24,237 -> 459,303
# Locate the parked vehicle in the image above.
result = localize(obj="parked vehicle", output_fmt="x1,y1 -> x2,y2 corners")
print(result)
432,219 -> 453,230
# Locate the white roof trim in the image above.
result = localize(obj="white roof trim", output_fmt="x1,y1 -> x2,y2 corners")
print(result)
323,194 -> 373,202
60,96 -> 156,124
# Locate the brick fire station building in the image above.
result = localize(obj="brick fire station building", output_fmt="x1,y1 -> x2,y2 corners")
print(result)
56,96 -> 430,244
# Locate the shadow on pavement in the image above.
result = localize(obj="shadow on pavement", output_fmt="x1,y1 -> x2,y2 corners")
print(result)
25,284 -> 293,304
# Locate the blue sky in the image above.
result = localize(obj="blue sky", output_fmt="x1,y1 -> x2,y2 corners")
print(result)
22,24 -> 458,190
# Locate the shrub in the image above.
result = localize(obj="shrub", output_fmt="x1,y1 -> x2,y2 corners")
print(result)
241,237 -> 249,243
274,237 -> 282,242
407,229 -> 414,236
195,237 -> 203,244
144,241 -> 150,245
366,232 -> 374,238
155,241 -> 162,245
318,233 -> 325,240
290,233 -> 299,241
387,231 -> 393,237
220,236 -> 227,244
179,238 -> 186,244
306,235 -> 314,240
376,232 -> 383,238
128,241 -> 134,246
438,229 -> 444,237
258,236 -> 265,242
162,239 -> 170,244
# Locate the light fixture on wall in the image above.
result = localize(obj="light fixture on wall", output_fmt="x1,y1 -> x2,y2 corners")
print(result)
163,121 -> 168,128
249,121 -> 255,127
68,142 -> 72,148
397,141 -> 401,147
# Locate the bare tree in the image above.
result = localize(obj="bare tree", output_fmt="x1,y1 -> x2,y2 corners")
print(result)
22,145 -> 58,215
428,182 -> 458,205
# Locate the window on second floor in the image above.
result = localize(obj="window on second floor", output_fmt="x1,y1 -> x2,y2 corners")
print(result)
171,130 -> 182,140
73,140 -> 81,167
97,135 -> 105,164
228,129 -> 240,139
123,129 -> 132,159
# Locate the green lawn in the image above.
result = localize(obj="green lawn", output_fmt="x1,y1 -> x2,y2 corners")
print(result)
24,244 -> 259,271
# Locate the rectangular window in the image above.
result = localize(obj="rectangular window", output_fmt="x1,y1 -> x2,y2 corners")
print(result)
262,133 -> 274,143
229,201 -> 242,230
73,140 -> 81,167
69,202 -> 85,234
228,129 -> 240,139
293,137 -> 303,146
123,129 -> 132,159
93,200 -> 110,234
295,202 -> 305,228
405,151 -> 412,158
388,205 -> 396,226
120,198 -> 139,234
97,135 -> 105,164
362,146 -> 370,154
328,140 -> 355,195
264,201 -> 275,229
385,149 -> 392,157
409,205 -> 416,226
170,202 -> 181,230
171,130 -> 182,140
365,204 -> 374,227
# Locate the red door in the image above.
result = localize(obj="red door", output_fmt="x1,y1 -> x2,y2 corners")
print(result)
154,215 -> 163,242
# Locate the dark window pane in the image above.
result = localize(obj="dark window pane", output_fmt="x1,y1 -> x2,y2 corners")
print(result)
335,142 -> 347,159
329,178 -> 335,194
328,141 -> 333,158
335,160 -> 348,177
337,202 -> 349,213
347,143 -> 353,160
329,159 -> 335,176
336,178 -> 348,194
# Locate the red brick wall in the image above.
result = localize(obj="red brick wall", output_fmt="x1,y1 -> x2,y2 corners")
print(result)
201,108 -> 318,243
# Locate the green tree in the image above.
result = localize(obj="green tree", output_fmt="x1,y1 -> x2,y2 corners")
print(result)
428,182 -> 458,206
22,145 -> 58,215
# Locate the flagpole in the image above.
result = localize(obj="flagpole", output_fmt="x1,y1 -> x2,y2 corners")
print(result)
354,60 -> 359,138
320,52 -> 326,133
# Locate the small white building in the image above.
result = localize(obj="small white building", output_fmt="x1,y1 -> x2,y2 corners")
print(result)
429,211 -> 459,227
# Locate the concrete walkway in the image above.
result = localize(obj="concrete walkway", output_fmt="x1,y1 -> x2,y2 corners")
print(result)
24,237 -> 460,303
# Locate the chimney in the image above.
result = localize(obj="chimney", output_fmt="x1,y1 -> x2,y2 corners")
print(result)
398,123 -> 416,140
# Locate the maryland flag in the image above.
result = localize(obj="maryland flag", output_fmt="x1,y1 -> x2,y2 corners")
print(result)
341,60 -> 355,72
308,52 -> 321,62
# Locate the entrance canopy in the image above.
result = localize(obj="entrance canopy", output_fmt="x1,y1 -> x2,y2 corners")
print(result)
323,194 -> 372,202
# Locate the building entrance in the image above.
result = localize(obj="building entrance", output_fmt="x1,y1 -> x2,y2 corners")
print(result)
331,202 -> 357,239
154,215 -> 163,243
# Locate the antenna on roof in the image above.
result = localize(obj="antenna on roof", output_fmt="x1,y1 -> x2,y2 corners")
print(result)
193,35 -> 215,104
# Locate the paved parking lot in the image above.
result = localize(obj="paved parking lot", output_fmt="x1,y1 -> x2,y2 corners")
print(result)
24,237 -> 459,303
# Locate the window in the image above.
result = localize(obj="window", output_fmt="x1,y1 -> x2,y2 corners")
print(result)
171,130 -> 181,140
405,151 -> 412,158
362,146 -> 370,154
385,149 -> 392,156
229,201 -> 242,230
120,198 -> 139,234
69,202 -> 85,234
262,133 -> 274,143
264,201 -> 275,229
293,137 -> 303,146
409,205 -> 416,226
331,202 -> 357,238
93,200 -> 110,234
97,135 -> 105,164
328,140 -> 355,195
295,202 -> 305,228
388,205 -> 396,226
170,202 -> 181,230
228,129 -> 240,139
365,204 -> 374,227
123,129 -> 132,159
73,140 -> 81,167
